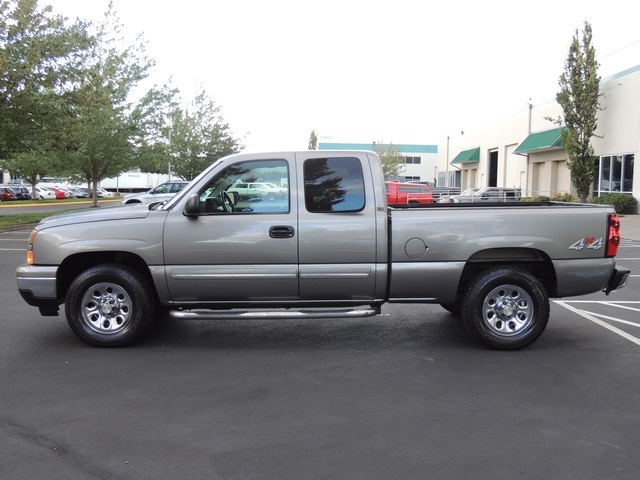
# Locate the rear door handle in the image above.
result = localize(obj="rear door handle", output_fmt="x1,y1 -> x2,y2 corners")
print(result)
269,226 -> 295,238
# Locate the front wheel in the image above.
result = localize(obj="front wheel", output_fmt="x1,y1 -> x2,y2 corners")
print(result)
461,266 -> 549,350
65,264 -> 156,347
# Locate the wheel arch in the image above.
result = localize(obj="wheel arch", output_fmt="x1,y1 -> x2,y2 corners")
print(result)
57,251 -> 157,304
454,248 -> 557,301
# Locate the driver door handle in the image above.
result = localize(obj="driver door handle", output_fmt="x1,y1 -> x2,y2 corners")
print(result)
269,226 -> 295,238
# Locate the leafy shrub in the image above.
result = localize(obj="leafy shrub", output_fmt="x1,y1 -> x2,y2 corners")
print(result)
520,195 -> 550,202
550,192 -> 573,202
592,193 -> 638,214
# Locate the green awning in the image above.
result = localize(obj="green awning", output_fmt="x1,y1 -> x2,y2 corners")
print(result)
451,147 -> 480,164
513,128 -> 564,155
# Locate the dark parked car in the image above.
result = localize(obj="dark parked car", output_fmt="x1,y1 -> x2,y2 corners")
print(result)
9,186 -> 32,200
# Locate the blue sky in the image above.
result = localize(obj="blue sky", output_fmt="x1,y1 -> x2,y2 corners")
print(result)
46,0 -> 640,151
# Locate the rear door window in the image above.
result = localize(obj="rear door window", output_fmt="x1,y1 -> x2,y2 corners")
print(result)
303,157 -> 365,213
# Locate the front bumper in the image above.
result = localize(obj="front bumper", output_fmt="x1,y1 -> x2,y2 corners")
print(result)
16,265 -> 60,315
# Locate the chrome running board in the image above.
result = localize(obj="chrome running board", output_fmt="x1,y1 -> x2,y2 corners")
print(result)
169,306 -> 381,321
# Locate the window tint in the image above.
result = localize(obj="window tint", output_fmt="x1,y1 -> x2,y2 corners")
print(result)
198,159 -> 289,214
304,157 -> 365,213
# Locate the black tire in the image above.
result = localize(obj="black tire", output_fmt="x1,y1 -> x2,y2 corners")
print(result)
461,266 -> 549,350
65,264 -> 156,347
440,302 -> 461,316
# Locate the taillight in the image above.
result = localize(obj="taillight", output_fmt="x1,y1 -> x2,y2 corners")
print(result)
606,214 -> 621,257
27,230 -> 37,265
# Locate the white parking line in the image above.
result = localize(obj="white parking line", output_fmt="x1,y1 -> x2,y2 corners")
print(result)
563,301 -> 640,304
555,300 -> 640,346
580,312 -> 640,328
605,303 -> 640,313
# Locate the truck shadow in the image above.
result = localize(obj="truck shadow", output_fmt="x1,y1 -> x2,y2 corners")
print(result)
144,309 -> 479,352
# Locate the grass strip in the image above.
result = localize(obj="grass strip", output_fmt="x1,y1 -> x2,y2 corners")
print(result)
0,212 -> 55,229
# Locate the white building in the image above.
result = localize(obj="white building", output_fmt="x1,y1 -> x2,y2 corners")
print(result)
318,142 -> 438,183
437,64 -> 640,207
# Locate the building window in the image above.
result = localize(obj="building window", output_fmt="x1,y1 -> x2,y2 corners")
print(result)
402,176 -> 421,182
597,154 -> 634,195
402,156 -> 421,164
437,171 -> 461,188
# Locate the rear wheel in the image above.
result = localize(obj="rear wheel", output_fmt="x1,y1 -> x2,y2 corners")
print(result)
461,266 -> 549,350
65,264 -> 156,347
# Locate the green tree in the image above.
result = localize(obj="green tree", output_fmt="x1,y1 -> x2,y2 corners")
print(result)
168,88 -> 242,181
5,151 -> 54,198
129,82 -> 180,174
308,130 -> 318,150
1,0 -> 91,178
548,21 -> 602,202
373,141 -> 404,179
61,2 -> 158,205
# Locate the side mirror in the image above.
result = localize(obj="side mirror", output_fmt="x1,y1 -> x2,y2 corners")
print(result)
183,194 -> 200,217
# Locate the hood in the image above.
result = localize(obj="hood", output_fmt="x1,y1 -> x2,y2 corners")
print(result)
37,204 -> 152,230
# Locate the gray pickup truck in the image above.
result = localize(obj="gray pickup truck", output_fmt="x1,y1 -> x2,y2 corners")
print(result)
16,150 -> 630,349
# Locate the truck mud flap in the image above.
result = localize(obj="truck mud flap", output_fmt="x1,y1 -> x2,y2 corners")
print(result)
603,267 -> 631,295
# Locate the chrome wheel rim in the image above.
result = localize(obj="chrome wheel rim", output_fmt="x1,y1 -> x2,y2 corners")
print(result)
482,284 -> 533,336
80,282 -> 133,335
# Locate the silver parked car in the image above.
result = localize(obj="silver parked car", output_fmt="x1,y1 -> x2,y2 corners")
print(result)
121,181 -> 188,205
440,187 -> 521,203
227,182 -> 287,201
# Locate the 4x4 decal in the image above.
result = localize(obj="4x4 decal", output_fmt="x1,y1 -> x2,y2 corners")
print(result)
569,237 -> 604,251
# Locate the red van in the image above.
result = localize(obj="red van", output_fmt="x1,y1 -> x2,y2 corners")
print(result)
385,181 -> 433,205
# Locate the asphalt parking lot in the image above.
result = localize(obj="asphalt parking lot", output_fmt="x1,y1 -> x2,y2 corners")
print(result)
1,223 -> 639,480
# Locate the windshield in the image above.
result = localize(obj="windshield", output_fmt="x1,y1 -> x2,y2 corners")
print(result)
471,188 -> 488,196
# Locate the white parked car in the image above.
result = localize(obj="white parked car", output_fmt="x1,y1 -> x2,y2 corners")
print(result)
35,187 -> 56,200
97,188 -> 115,198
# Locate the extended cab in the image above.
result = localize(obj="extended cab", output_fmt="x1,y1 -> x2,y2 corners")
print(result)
16,151 -> 630,350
